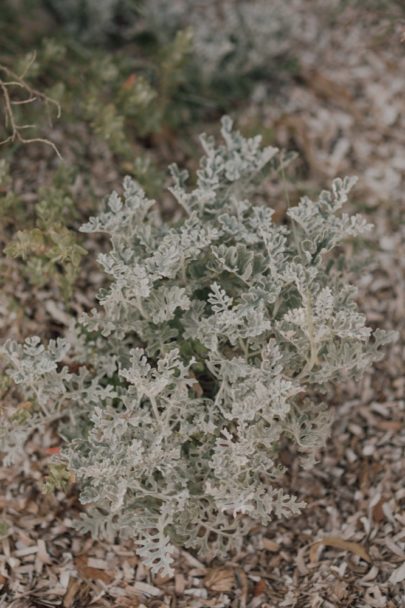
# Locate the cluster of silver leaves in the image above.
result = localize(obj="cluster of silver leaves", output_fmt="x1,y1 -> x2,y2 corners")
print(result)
141,0 -> 303,82
43,0 -> 303,83
1,117 -> 396,575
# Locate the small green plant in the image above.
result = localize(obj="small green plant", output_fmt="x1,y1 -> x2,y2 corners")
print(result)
7,27 -> 193,154
141,0 -> 301,103
0,159 -> 18,218
0,118 -> 396,574
1,0 -> 296,158
0,521 -> 10,537
2,164 -> 86,300
42,462 -> 73,494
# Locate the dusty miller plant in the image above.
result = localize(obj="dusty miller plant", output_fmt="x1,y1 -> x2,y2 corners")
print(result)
0,117 -> 396,574
141,0 -> 300,88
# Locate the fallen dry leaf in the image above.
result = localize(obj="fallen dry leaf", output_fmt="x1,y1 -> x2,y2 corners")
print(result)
331,580 -> 348,601
371,496 -> 386,523
74,555 -> 114,584
311,536 -> 371,563
374,420 -> 402,432
63,577 -> 81,608
262,538 -> 280,552
389,562 -> 405,585
204,567 -> 235,592
236,567 -> 249,608
132,581 -> 163,597
113,597 -> 141,608
253,579 -> 267,597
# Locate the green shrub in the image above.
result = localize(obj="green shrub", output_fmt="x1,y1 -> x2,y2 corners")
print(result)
2,163 -> 86,300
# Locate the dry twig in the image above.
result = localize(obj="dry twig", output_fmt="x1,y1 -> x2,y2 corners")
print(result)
0,53 -> 62,158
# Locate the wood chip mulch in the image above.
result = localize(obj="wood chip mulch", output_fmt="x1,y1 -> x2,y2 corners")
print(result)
1,3 -> 404,607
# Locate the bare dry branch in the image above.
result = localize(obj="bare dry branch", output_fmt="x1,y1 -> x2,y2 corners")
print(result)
0,55 -> 62,158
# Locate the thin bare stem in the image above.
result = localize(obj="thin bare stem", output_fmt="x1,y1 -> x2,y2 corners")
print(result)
0,59 -> 62,158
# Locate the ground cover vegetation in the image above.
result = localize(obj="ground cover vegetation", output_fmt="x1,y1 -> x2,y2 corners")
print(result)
0,0 -> 309,311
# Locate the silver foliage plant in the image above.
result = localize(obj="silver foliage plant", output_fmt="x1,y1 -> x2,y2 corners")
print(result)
1,117 -> 396,574
142,0 -> 296,81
